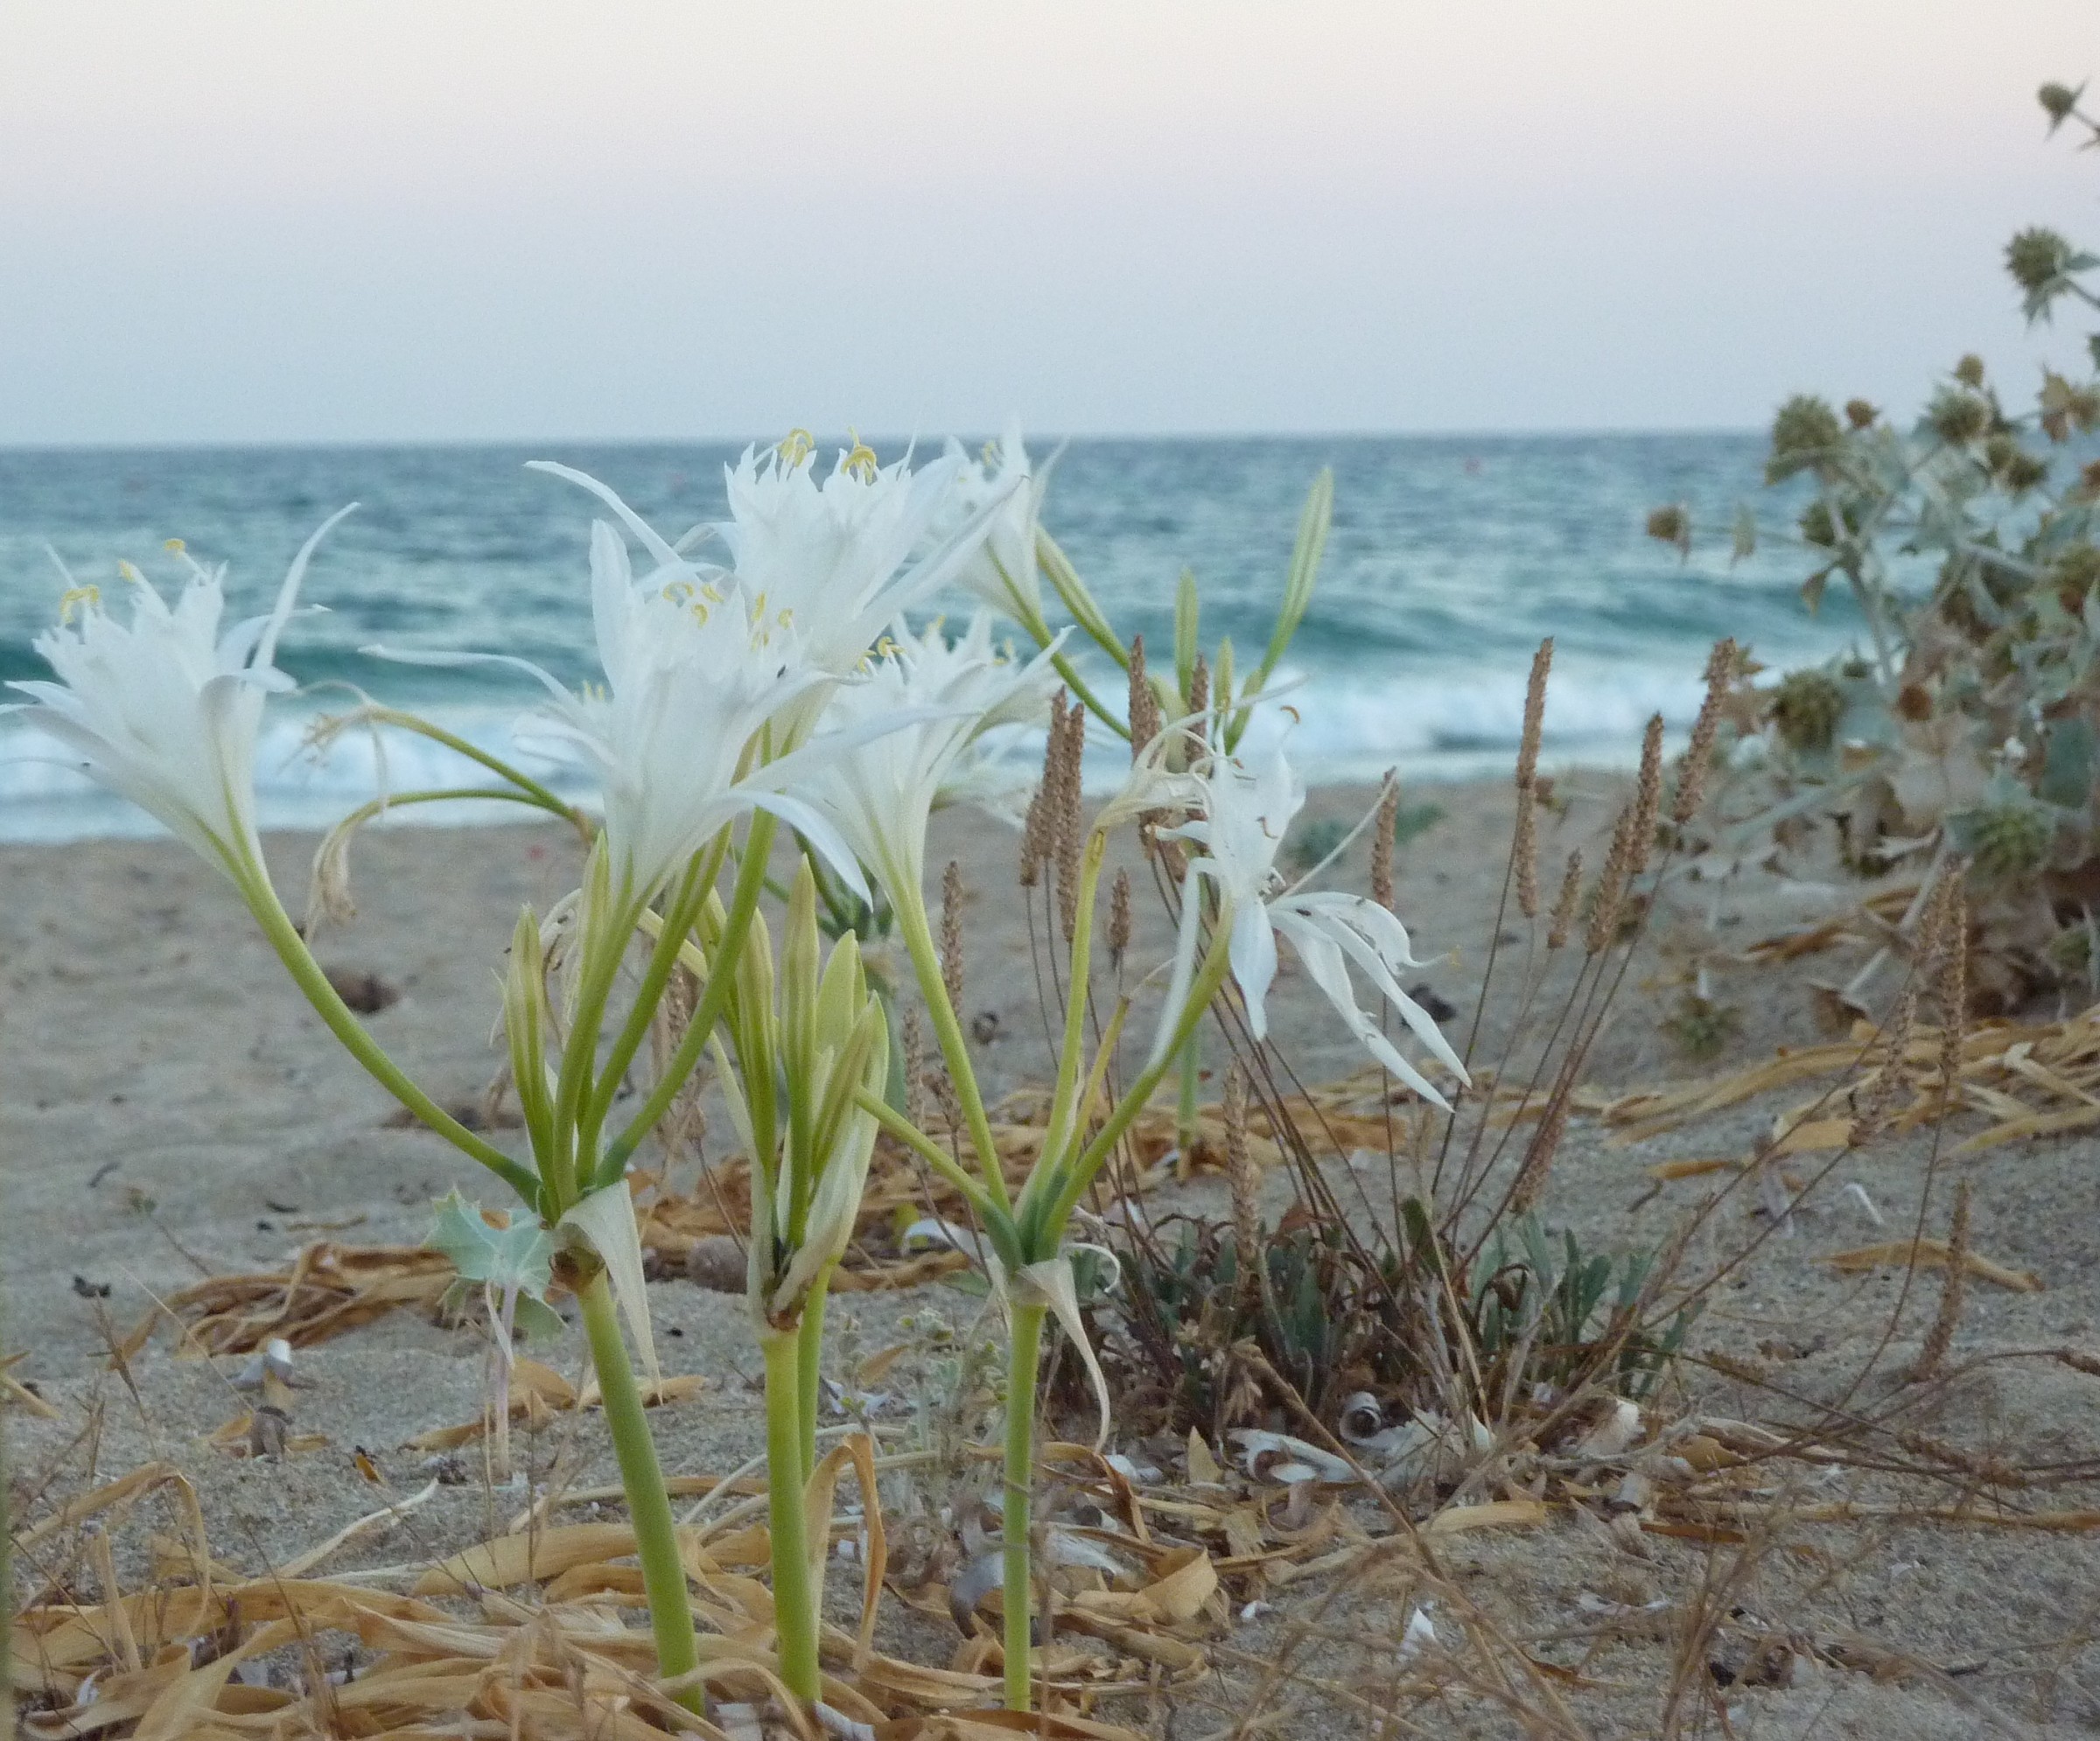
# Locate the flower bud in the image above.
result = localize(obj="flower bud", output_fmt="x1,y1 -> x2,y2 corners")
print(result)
1766,395 -> 1843,484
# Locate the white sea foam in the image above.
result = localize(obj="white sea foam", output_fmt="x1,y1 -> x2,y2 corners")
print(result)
0,658 -> 1706,844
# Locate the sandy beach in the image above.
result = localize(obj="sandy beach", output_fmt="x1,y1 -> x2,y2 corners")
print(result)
7,780 -> 2100,1735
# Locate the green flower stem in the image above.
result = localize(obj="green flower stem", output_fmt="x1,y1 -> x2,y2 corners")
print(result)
1036,532 -> 1131,673
1001,1300 -> 1047,1711
893,889 -> 1011,1211
242,872 -> 540,1206
1034,929 -> 1235,1243
1048,649 -> 1131,741
761,1326 -> 822,1706
578,1271 -> 704,1713
357,707 -> 583,827
578,841 -> 726,1164
852,1090 -> 1019,1268
601,813 -> 778,1185
1006,593 -> 1130,740
795,1275 -> 830,1483
1175,1029 -> 1203,1157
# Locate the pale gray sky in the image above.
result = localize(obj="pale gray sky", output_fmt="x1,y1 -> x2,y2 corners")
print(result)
4,3 -> 2096,444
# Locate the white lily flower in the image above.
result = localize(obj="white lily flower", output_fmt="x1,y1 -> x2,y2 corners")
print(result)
936,419 -> 1056,626
1155,743 -> 1470,1108
793,613 -> 1063,909
374,484 -> 865,907
6,509 -> 354,881
710,435 -> 1015,676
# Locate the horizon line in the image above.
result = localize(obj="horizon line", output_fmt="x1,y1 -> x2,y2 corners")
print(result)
0,423 -> 1770,457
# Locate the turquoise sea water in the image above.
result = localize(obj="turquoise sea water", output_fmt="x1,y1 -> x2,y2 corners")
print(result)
0,435 -> 1851,841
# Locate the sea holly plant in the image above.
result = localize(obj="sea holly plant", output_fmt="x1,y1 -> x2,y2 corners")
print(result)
426,1188 -> 564,1482
1656,80 -> 2100,1010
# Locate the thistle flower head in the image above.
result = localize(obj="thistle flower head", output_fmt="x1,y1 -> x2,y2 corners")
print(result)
8,509 -> 353,882
1766,395 -> 1844,484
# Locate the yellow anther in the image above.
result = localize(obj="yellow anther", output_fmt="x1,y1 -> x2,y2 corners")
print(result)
842,430 -> 879,482
163,537 -> 186,554
58,584 -> 102,624
982,438 -> 999,465
779,428 -> 816,466
700,582 -> 724,605
116,559 -> 144,584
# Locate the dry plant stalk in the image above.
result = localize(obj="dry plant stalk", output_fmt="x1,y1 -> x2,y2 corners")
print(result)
1018,786 -> 1046,889
1585,807 -> 1637,954
1224,1067 -> 1262,1313
1108,866 -> 1133,967
1513,642 -> 1551,916
940,860 -> 965,1017
1051,692 -> 1087,943
1513,785 -> 1539,919
1547,849 -> 1582,950
1508,1089 -> 1571,1213
1673,638 -> 1735,824
1625,712 -> 1665,877
1370,771 -> 1398,912
1127,633 -> 1162,756
1911,1175 -> 1970,1383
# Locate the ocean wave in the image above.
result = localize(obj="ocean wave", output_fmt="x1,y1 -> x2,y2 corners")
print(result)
0,659 -> 1705,844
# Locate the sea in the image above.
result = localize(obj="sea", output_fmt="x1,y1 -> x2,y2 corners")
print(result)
0,435 -> 1849,843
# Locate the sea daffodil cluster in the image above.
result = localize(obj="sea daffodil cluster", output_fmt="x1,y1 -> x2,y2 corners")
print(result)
11,430 -> 1466,1718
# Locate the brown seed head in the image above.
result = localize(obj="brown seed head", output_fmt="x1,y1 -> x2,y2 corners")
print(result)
1673,638 -> 1736,824
1585,809 -> 1635,954
1548,849 -> 1583,948
1018,787 -> 1045,888
1627,714 -> 1664,875
1510,1091 -> 1571,1214
1852,978 -> 1919,1142
1513,783 -> 1539,919
1054,697 -> 1087,943
1108,866 -> 1132,965
1127,634 -> 1162,760
1370,772 -> 1398,912
940,860 -> 965,1015
1516,638 -> 1552,789
900,1003 -> 928,1129
1935,876 -> 1969,1100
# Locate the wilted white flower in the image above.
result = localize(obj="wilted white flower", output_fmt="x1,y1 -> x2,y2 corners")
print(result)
7,510 -> 353,881
1155,742 -> 1469,1108
794,613 -> 1063,907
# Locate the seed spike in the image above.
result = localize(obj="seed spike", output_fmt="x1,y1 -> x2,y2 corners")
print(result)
1516,638 -> 1552,790
1548,850 -> 1582,949
1673,638 -> 1735,824
941,860 -> 965,1017
1370,772 -> 1398,912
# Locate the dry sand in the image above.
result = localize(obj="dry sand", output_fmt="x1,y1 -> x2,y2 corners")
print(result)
6,778 -> 2100,1734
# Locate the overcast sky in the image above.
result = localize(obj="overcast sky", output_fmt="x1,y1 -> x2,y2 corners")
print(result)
4,3 -> 2096,445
